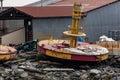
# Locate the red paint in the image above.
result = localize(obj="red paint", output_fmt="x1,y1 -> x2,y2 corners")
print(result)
57,45 -> 61,49
37,46 -> 46,54
37,45 -> 97,61
10,53 -> 16,59
71,55 -> 97,61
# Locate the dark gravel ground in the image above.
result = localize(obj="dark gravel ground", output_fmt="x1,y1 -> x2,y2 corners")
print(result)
0,51 -> 120,80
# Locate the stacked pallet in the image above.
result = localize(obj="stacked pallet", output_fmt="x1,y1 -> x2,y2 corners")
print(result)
96,41 -> 120,55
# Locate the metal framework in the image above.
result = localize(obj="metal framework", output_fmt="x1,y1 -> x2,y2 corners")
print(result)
63,3 -> 86,48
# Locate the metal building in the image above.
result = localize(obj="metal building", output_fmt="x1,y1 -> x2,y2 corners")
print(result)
33,0 -> 120,42
85,1 -> 120,42
0,0 -> 120,45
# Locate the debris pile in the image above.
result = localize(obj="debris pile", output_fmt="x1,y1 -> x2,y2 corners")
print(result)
65,44 -> 109,55
0,51 -> 119,80
97,37 -> 120,55
77,45 -> 109,55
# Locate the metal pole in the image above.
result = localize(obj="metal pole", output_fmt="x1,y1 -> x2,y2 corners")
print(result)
41,0 -> 42,7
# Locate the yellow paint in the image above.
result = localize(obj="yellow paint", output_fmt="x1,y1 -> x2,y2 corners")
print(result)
0,54 -> 11,60
70,3 -> 81,48
96,54 -> 108,61
46,50 -> 71,60
63,3 -> 86,48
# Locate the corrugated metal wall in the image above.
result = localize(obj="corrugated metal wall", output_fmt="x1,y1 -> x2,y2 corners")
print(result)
33,1 -> 120,42
5,20 -> 24,28
85,1 -> 120,42
33,17 -> 71,39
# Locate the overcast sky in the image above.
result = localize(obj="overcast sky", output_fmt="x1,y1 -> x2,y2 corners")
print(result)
3,0 -> 40,7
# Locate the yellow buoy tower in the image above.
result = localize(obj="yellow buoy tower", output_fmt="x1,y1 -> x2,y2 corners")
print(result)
63,3 -> 86,48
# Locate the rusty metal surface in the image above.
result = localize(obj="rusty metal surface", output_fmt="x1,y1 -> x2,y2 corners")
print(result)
15,6 -> 73,18
50,0 -> 118,12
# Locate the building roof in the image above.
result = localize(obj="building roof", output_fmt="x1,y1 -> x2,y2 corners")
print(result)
49,0 -> 118,12
15,0 -> 119,18
15,6 -> 73,18
0,0 -> 118,19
